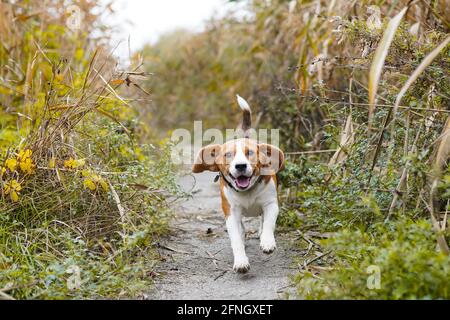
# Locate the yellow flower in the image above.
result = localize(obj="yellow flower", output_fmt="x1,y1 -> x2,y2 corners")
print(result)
10,190 -> 19,202
81,171 -> 108,192
4,180 -> 22,202
1,167 -> 5,177
64,158 -> 85,169
83,178 -> 97,191
135,147 -> 146,162
99,179 -> 109,192
10,149 -> 36,175
5,158 -> 17,171
64,158 -> 75,169
18,149 -> 32,160
48,158 -> 56,169
19,157 -> 35,174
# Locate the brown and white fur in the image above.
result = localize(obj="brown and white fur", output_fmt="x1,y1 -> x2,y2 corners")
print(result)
192,95 -> 284,273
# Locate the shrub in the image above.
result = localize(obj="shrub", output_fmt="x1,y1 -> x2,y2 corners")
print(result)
295,218 -> 450,299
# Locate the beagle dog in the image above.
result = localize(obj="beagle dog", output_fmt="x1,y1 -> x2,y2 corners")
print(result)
192,95 -> 284,273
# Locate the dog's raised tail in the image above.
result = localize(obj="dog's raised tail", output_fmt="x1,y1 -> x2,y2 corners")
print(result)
236,94 -> 252,133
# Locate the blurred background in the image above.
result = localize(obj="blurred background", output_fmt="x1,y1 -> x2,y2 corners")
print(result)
100,0 -> 246,61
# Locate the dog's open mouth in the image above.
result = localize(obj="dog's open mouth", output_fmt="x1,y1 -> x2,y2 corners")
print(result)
234,175 -> 251,189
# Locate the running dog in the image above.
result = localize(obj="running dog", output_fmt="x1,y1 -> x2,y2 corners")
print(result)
192,95 -> 284,273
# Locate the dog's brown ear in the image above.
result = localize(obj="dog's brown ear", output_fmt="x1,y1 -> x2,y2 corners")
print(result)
192,144 -> 221,173
258,143 -> 285,175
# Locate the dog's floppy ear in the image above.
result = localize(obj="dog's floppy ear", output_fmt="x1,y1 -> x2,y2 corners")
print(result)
258,143 -> 285,175
192,144 -> 221,173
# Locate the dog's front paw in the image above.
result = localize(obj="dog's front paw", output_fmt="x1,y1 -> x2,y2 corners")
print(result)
233,257 -> 250,273
260,234 -> 276,254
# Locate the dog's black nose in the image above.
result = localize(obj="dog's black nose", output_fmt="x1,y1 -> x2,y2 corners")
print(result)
235,163 -> 247,172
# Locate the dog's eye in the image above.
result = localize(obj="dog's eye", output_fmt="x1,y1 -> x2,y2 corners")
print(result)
247,150 -> 254,156
225,152 -> 232,158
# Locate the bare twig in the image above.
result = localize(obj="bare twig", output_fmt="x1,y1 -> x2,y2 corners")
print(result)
108,181 -> 126,224
286,149 -> 337,155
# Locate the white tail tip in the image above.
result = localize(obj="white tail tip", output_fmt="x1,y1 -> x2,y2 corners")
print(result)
236,94 -> 251,111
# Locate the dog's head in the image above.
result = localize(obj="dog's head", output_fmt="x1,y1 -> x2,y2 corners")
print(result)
192,138 -> 284,191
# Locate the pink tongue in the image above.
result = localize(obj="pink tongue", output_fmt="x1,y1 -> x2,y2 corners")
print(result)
236,176 -> 251,188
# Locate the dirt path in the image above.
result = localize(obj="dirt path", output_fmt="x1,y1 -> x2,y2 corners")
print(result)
148,171 -> 299,300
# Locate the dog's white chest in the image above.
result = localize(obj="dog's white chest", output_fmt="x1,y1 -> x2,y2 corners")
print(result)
224,178 -> 278,217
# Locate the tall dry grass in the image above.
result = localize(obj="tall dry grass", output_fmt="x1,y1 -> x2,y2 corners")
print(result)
0,0 -> 178,299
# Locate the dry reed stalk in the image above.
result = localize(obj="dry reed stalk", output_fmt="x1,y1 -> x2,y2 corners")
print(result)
368,6 -> 408,128
392,36 -> 450,122
428,116 -> 450,254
